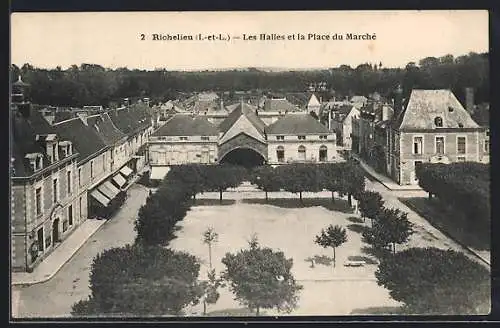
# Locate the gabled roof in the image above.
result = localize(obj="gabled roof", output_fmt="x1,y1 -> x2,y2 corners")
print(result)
266,113 -> 330,135
332,105 -> 358,123
86,112 -> 126,145
53,117 -> 107,163
152,114 -> 219,136
394,89 -> 480,130
11,108 -> 60,177
219,102 -> 266,135
262,98 -> 301,112
307,94 -> 321,107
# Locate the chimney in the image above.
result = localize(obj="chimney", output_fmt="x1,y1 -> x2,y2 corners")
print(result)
465,87 -> 475,114
393,84 -> 403,118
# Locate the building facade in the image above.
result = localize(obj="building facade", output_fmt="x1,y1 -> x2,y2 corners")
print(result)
148,102 -> 337,180
11,79 -> 82,272
389,89 -> 488,185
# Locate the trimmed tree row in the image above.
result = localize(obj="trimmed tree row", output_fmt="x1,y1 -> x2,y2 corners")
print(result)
250,161 -> 366,207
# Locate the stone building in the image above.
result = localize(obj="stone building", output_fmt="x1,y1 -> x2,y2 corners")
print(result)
148,101 -> 337,179
11,78 -> 154,272
11,78 -> 81,272
329,104 -> 360,149
148,114 -> 219,178
266,113 -> 336,165
389,88 -> 488,185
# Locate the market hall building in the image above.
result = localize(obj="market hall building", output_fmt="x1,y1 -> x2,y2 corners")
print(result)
148,101 -> 337,179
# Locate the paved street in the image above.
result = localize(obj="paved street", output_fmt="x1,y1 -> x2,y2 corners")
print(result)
12,184 -> 149,318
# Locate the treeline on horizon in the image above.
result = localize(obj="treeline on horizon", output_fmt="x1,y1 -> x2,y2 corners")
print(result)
10,52 -> 489,108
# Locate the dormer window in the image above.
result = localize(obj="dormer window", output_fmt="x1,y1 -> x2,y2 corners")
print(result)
448,107 -> 454,113
58,141 -> 73,158
25,153 -> 43,172
434,117 -> 443,127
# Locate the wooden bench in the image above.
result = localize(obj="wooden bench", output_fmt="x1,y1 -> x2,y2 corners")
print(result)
344,260 -> 366,267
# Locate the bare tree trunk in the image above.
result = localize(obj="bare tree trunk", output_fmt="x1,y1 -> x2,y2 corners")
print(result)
265,191 -> 268,203
219,190 -> 223,204
428,192 -> 432,200
331,191 -> 335,203
348,194 -> 352,207
256,307 -> 260,316
333,247 -> 336,268
300,192 -> 303,205
203,299 -> 207,315
208,244 -> 212,270
393,243 -> 396,254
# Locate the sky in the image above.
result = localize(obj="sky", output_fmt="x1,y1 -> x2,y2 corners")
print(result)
11,10 -> 489,71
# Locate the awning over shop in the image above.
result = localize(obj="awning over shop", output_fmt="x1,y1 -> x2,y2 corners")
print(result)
112,173 -> 127,188
97,181 -> 120,200
90,189 -> 111,207
150,166 -> 170,180
120,165 -> 133,177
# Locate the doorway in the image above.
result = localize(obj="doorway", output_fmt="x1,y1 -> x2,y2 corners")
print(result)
52,218 -> 60,244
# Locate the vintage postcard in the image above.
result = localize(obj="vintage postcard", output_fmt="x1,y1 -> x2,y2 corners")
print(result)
10,10 -> 490,320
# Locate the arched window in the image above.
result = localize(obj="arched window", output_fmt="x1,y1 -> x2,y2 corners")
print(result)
319,145 -> 328,162
276,146 -> 285,163
434,116 -> 443,127
298,145 -> 306,161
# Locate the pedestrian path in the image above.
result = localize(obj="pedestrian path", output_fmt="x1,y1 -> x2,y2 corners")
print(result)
352,155 -> 422,191
12,219 -> 106,286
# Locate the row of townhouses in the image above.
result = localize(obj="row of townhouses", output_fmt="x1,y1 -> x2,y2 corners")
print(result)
10,78 -> 154,272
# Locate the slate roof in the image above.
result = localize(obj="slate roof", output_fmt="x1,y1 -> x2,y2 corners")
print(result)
53,111 -> 76,124
332,105 -> 356,123
266,113 -> 330,135
219,102 -> 266,135
394,89 -> 480,130
11,107 -> 61,177
108,105 -> 151,137
86,112 -> 126,145
262,98 -> 301,112
152,114 -> 219,136
53,117 -> 107,163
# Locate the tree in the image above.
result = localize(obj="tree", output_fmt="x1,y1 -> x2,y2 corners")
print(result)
375,247 -> 490,314
278,164 -> 323,205
314,225 -> 348,268
221,236 -> 303,316
204,165 -> 245,204
358,191 -> 384,226
200,268 -> 225,315
202,227 -> 219,270
134,176 -> 191,246
71,245 -> 204,316
376,207 -> 414,254
168,164 -> 206,202
341,161 -> 366,207
320,163 -> 342,203
250,166 -> 281,202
